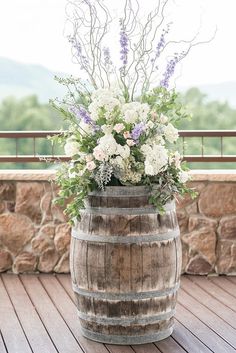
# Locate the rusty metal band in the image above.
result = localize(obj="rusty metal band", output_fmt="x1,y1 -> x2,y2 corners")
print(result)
81,327 -> 173,345
81,202 -> 175,215
77,309 -> 175,325
72,282 -> 180,300
88,186 -> 155,197
71,228 -> 180,244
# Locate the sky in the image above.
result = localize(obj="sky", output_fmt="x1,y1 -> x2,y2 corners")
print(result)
0,0 -> 235,87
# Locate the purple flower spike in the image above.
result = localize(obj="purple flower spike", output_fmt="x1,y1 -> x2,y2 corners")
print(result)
69,106 -> 93,125
120,29 -> 129,66
131,122 -> 146,141
160,51 -> 185,88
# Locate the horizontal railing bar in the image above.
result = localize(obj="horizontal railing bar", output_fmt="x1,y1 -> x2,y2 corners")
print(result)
0,130 -> 236,138
183,156 -> 236,162
179,130 -> 236,137
0,131 -> 61,138
0,156 -> 70,162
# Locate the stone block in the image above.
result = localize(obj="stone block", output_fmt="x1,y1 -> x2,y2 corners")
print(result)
0,213 -> 34,255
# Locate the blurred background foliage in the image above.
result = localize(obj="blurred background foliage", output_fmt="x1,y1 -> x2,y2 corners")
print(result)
0,87 -> 236,169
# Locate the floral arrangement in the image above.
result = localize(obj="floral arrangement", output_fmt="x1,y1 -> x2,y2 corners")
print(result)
53,0 -> 198,222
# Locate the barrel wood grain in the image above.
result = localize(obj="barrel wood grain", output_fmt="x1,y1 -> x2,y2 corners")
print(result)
70,186 -> 181,345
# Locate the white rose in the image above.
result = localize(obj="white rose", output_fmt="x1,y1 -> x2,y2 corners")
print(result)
64,138 -> 80,157
86,161 -> 96,171
179,171 -> 190,183
126,139 -> 135,147
163,123 -> 179,143
93,146 -> 106,161
113,123 -> 125,133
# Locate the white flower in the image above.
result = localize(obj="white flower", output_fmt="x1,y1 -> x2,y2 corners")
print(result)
141,144 -> 168,175
85,154 -> 93,162
101,124 -> 113,134
144,163 -> 155,176
64,138 -> 80,157
146,121 -> 154,129
173,151 -> 181,168
93,146 -> 106,161
160,114 -> 168,124
113,123 -> 125,133
86,161 -> 96,171
99,134 -> 118,155
123,131 -> 131,139
163,123 -> 179,143
126,139 -> 135,147
139,103 -> 150,121
111,156 -> 125,169
117,144 -> 130,159
179,171 -> 190,183
124,109 -> 138,124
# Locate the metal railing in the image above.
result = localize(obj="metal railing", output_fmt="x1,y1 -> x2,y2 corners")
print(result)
0,130 -> 236,163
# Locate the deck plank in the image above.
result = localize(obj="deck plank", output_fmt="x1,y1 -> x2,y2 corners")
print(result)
181,276 -> 236,328
40,274 -> 109,353
20,274 -> 83,353
1,274 -> 236,353
2,274 -> 58,353
0,276 -> 32,353
176,302 -> 235,353
154,336 -> 187,353
211,277 -> 236,299
189,276 -> 236,312
178,286 -> 236,349
0,330 -> 7,353
171,321 -> 212,353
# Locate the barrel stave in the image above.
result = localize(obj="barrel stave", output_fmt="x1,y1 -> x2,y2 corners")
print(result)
70,186 -> 181,344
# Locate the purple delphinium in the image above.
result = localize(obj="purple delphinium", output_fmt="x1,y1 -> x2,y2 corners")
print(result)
131,122 -> 146,141
160,52 -> 185,88
119,27 -> 129,66
68,35 -> 89,70
69,106 -> 92,125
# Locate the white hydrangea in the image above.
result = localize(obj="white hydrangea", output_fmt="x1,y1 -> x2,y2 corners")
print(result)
101,124 -> 113,134
64,137 -> 80,157
89,89 -> 121,121
141,144 -> 168,176
124,109 -> 138,124
163,123 -> 179,143
122,102 -> 150,123
138,103 -> 150,121
99,134 -> 118,155
117,144 -> 130,159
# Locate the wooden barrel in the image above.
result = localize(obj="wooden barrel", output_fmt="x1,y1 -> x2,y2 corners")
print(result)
70,186 -> 182,345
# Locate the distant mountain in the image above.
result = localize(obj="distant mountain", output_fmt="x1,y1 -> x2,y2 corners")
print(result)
0,57 -> 67,103
1,57 -> 236,107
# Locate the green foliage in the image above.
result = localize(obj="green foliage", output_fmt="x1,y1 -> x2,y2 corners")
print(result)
0,95 -> 64,169
178,87 -> 236,169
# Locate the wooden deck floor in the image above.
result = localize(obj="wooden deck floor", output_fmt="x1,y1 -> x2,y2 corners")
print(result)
0,274 -> 236,353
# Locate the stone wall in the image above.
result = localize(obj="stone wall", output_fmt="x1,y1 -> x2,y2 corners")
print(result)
0,170 -> 236,275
